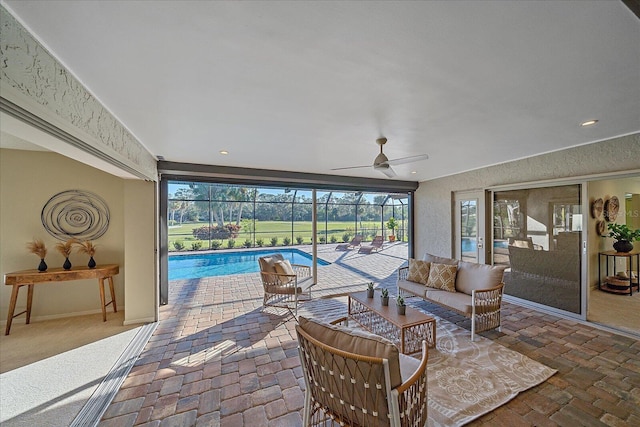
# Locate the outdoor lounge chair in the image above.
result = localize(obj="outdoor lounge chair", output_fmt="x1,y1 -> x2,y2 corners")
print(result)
258,253 -> 314,318
296,316 -> 429,427
358,235 -> 384,254
334,234 -> 362,251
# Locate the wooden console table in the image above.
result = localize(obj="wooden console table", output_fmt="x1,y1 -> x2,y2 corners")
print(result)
4,264 -> 119,335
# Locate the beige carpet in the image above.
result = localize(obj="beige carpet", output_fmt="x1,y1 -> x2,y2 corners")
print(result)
299,297 -> 557,427
0,312 -> 153,427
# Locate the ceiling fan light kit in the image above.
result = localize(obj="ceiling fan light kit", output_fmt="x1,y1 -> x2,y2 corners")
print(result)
332,137 -> 428,178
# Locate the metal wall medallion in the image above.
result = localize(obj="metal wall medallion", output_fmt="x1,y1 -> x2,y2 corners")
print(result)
41,190 -> 110,240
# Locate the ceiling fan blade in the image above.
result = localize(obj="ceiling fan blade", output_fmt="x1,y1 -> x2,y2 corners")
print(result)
330,164 -> 372,171
386,154 -> 429,166
376,165 -> 397,178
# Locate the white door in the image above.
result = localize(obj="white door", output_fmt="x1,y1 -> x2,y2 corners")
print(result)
454,191 -> 486,264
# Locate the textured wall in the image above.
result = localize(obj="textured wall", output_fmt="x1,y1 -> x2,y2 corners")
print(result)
0,5 -> 157,180
415,133 -> 640,259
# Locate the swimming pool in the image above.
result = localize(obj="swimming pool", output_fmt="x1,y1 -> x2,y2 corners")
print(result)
168,248 -> 330,280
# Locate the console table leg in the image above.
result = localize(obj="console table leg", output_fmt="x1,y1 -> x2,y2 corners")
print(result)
5,284 -> 20,335
108,276 -> 117,313
26,284 -> 34,324
98,278 -> 107,322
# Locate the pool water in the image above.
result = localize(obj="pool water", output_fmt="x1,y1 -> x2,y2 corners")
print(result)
461,238 -> 508,252
168,248 -> 330,280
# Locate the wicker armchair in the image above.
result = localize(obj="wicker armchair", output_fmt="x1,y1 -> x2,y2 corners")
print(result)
258,254 -> 313,318
296,317 -> 428,427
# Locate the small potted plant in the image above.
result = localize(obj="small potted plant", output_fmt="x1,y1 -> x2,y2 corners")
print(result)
27,239 -> 48,272
386,217 -> 398,242
603,223 -> 640,253
366,282 -> 375,298
380,288 -> 389,306
396,295 -> 406,315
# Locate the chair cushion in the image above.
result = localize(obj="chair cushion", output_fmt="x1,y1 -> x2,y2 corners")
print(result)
406,259 -> 430,285
398,278 -> 427,298
426,262 -> 457,292
456,261 -> 506,295
274,259 -> 294,276
298,316 -> 402,389
425,288 -> 473,315
259,254 -> 284,274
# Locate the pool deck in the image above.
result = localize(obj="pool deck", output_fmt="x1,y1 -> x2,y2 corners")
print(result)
98,242 -> 640,427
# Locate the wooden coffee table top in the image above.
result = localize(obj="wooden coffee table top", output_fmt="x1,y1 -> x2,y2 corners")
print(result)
349,290 -> 434,328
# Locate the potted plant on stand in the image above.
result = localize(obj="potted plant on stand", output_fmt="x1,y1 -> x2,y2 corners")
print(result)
380,288 -> 389,306
396,295 -> 406,315
386,217 -> 398,242
604,223 -> 640,253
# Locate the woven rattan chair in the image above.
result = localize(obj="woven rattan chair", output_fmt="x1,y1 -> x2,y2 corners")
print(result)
296,317 -> 429,427
258,253 -> 313,318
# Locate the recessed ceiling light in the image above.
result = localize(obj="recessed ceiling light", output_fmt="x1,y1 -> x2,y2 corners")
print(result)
580,119 -> 598,127
220,150 -> 229,155
411,171 -> 417,174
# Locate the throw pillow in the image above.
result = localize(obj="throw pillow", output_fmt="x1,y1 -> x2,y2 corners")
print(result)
407,258 -> 430,285
426,262 -> 458,292
274,259 -> 294,276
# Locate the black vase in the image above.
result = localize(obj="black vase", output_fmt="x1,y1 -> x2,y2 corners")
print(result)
88,256 -> 96,268
63,257 -> 72,270
613,240 -> 634,253
38,258 -> 47,272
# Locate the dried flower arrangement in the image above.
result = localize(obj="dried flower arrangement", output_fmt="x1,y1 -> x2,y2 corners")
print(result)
77,240 -> 98,268
55,238 -> 77,258
27,239 -> 47,259
27,239 -> 48,271
77,240 -> 97,257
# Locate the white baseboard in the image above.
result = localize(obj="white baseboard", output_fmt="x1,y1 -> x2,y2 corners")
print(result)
123,316 -> 155,325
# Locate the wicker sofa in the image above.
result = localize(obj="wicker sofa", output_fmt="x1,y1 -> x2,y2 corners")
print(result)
397,253 -> 506,340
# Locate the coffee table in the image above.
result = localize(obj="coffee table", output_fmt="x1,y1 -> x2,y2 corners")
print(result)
348,290 -> 436,354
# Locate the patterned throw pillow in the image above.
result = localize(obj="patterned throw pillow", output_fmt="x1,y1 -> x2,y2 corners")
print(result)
426,262 -> 458,292
406,258 -> 430,285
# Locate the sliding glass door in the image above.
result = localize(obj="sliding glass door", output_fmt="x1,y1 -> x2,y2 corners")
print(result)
493,184 -> 583,314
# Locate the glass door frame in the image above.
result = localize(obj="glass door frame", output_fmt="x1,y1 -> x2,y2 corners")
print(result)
454,190 -> 489,264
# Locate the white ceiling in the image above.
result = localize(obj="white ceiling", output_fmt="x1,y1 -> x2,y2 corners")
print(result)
2,1 -> 639,182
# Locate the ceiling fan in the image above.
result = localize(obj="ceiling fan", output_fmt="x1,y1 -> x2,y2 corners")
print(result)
331,137 -> 429,178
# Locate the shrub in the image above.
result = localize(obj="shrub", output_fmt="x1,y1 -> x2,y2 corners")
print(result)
283,237 -> 291,246
227,239 -> 236,249
330,235 -> 337,243
270,237 -> 279,247
296,236 -> 304,245
191,241 -> 202,250
319,236 -> 326,243
256,238 -> 264,247
192,224 -> 241,240
342,232 -> 352,243
211,240 -> 222,250
243,239 -> 252,248
173,241 -> 184,251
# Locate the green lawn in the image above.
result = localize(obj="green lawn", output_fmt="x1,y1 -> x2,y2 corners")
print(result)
168,220 -> 403,251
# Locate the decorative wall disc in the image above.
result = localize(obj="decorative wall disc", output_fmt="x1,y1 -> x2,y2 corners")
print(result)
604,196 -> 619,222
41,190 -> 110,240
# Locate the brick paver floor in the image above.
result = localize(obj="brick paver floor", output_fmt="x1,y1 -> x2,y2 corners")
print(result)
99,244 -> 640,426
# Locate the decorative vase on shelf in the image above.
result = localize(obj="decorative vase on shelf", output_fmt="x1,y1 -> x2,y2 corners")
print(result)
613,240 -> 634,253
38,258 -> 47,272
88,257 -> 96,269
63,258 -> 72,270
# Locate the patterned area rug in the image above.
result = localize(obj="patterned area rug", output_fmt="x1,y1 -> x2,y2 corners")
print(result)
298,296 -> 557,427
